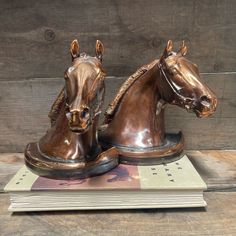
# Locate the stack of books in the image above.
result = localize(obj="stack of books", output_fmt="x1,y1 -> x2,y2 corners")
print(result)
4,155 -> 207,212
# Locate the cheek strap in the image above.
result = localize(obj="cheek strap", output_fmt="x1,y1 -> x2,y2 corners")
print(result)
158,63 -> 196,109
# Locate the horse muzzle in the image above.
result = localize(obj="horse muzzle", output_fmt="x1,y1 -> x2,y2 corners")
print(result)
194,96 -> 217,118
67,108 -> 91,133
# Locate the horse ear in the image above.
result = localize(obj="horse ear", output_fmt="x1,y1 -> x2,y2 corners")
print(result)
95,40 -> 104,61
70,39 -> 80,60
161,40 -> 173,61
178,41 -> 188,56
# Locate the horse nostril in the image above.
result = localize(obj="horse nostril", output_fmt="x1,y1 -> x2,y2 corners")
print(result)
80,107 -> 90,120
200,95 -> 209,102
200,95 -> 211,107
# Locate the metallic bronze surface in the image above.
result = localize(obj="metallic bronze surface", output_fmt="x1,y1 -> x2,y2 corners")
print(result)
25,39 -> 119,179
99,40 -> 217,165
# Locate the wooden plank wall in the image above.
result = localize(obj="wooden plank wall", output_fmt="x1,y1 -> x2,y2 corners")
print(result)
0,0 -> 235,152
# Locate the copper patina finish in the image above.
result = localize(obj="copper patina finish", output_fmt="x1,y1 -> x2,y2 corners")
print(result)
99,40 -> 217,165
25,39 -> 119,179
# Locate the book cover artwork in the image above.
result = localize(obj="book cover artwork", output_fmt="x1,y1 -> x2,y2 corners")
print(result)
5,156 -> 206,192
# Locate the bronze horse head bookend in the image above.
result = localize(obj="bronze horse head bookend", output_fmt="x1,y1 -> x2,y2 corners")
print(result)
99,40 -> 217,165
25,39 -> 119,179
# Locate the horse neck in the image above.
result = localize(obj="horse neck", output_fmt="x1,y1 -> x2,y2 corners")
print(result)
109,64 -> 166,146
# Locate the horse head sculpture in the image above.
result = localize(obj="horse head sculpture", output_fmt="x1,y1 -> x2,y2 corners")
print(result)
65,39 -> 105,133
99,40 -> 217,165
25,39 -> 119,179
158,40 -> 217,118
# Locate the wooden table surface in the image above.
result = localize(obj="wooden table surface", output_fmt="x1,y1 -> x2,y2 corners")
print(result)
1,150 -> 236,236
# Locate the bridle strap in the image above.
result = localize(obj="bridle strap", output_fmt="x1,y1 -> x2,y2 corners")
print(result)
157,62 -> 195,104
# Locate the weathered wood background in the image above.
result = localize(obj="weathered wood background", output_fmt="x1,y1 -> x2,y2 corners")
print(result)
0,0 -> 235,152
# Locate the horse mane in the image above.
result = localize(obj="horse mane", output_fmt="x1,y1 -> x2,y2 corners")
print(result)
48,87 -> 66,126
104,59 -> 158,123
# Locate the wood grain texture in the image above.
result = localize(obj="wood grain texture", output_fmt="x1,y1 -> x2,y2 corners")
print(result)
0,0 -> 235,81
1,151 -> 236,235
0,73 -> 235,152
188,150 -> 236,191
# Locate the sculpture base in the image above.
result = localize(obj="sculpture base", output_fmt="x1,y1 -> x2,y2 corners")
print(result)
99,132 -> 184,165
24,142 -> 119,179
